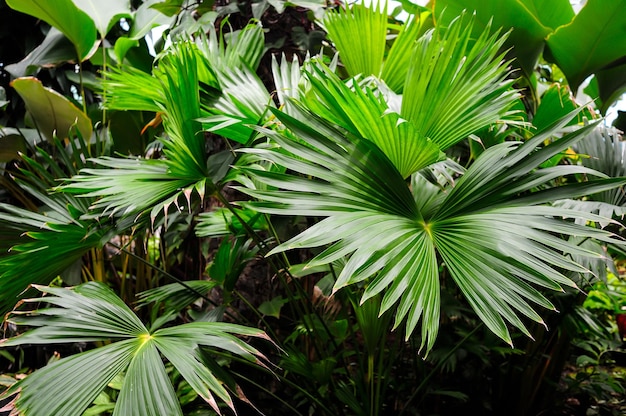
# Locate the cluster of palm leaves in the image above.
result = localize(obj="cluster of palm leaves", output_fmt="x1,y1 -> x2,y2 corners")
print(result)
1,2 -> 625,415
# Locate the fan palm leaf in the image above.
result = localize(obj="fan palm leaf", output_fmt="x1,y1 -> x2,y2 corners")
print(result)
238,105 -> 625,354
401,13 -> 521,150
0,137 -> 111,315
323,0 -> 388,78
63,42 -> 217,219
380,13 -> 427,93
70,26 -> 272,219
301,62 -> 441,178
0,282 -> 270,416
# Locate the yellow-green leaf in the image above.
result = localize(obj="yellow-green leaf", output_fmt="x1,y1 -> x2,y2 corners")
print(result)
11,77 -> 93,142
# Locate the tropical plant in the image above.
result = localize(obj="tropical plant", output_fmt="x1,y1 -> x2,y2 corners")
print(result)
2,0 -> 626,415
1,282 -> 271,415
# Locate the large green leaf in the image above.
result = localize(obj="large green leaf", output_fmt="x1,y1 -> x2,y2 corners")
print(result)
432,0 -> 574,77
546,0 -> 626,91
11,77 -> 93,142
0,282 -> 270,416
6,0 -> 98,61
71,0 -> 131,37
239,106 -> 625,354
595,64 -> 626,113
129,0 -> 176,40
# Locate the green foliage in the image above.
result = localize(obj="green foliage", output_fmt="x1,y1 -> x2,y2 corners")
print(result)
0,282 -> 271,416
2,0 -> 626,414
10,77 -> 93,141
5,0 -> 98,60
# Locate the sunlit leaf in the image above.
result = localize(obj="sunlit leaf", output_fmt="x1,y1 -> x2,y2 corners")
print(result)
324,0 -> 388,78
71,0 -> 131,37
11,77 -> 93,142
432,0 -> 575,77
546,0 -> 626,90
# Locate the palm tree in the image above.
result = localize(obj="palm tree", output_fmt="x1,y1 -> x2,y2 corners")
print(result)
2,2 -> 625,415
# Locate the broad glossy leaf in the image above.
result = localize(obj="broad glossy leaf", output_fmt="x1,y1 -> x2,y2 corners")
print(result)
0,133 -> 27,162
546,0 -> 626,90
11,77 -> 93,142
532,84 -> 579,132
113,37 -> 140,63
129,0 -> 176,40
595,63 -> 626,114
72,0 -> 131,36
6,0 -> 98,61
432,0 -> 575,76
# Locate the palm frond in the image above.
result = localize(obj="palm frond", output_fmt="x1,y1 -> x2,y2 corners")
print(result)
0,208 -> 107,314
301,62 -> 441,178
137,280 -> 218,313
401,13 -> 522,150
575,124 -> 626,207
65,42 -> 221,220
380,13 -> 425,93
238,107 -> 625,354
197,23 -> 265,72
0,138 -> 110,315
323,0 -> 388,78
60,157 -> 202,220
272,53 -> 306,115
0,282 -> 270,416
102,65 -> 164,112
200,64 -> 273,145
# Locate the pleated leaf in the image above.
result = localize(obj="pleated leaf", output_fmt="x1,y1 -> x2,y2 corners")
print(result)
380,13 -> 426,93
61,157 -> 201,219
302,63 -> 441,178
0,135 -> 111,315
323,0 -> 388,78
240,107 -> 625,353
0,282 -> 270,416
66,42 -> 218,220
401,13 -> 521,150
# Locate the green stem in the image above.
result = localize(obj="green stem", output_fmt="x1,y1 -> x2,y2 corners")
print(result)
100,37 -> 107,127
77,60 -> 88,115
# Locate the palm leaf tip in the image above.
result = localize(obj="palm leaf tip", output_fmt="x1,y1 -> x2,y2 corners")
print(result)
323,0 -> 388,78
